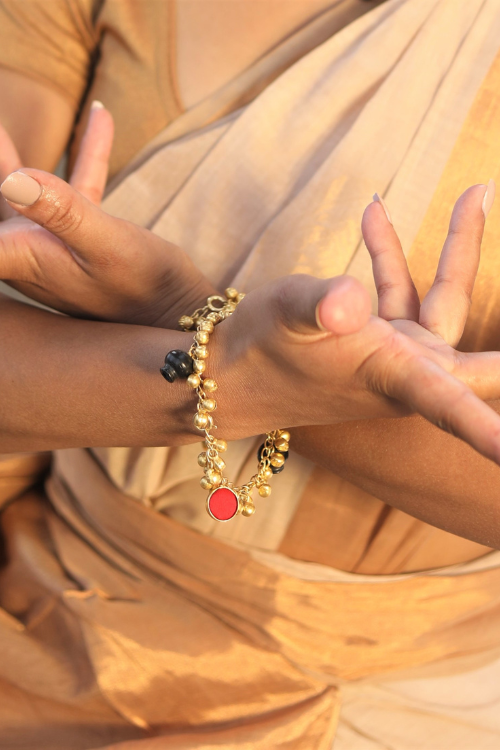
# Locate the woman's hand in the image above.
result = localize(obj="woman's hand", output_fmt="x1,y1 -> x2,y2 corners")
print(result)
0,105 -> 214,327
2,112 -> 500,464
210,184 -> 500,466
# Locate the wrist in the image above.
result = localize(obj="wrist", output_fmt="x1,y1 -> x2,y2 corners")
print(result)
147,279 -> 220,330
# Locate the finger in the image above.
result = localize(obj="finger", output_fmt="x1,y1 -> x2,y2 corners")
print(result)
0,121 -> 23,220
362,195 -> 420,321
272,274 -> 372,337
0,120 -> 22,182
448,350 -> 500,401
69,101 -> 114,205
387,350 -> 500,466
420,182 -> 495,346
0,167 -> 134,265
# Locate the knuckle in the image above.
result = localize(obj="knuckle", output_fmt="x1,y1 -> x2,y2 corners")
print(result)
376,279 -> 401,298
271,274 -> 306,326
432,389 -> 469,437
42,198 -> 84,235
361,330 -> 406,393
433,271 -> 473,306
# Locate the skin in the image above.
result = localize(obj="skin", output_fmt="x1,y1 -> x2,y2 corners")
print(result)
2,73 -> 500,549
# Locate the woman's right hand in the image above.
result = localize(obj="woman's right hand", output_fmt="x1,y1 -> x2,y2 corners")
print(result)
210,185 -> 500,466
0,105 -> 215,328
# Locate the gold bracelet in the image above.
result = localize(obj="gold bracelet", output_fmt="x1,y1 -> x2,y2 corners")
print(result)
160,287 -> 290,522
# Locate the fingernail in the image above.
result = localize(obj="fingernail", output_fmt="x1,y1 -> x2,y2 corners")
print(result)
0,171 -> 42,207
482,179 -> 496,218
315,301 -> 329,332
373,193 -> 393,225
315,297 -> 347,333
91,100 -> 105,110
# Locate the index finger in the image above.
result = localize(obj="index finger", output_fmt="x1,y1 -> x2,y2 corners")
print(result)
387,350 -> 500,466
69,101 -> 114,205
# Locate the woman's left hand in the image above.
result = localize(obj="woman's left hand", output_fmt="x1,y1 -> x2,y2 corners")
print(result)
0,105 -> 214,328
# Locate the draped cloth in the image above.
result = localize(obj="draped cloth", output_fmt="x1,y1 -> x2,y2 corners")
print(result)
3,0 -> 500,747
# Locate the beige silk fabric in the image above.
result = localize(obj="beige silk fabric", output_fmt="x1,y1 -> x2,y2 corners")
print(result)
102,0 -> 500,561
4,0 -> 500,747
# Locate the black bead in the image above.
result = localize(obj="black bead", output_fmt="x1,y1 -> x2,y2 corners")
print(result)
257,443 -> 289,474
160,364 -> 178,383
165,349 -> 194,378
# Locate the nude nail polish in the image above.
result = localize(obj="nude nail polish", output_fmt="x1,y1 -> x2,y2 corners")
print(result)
91,100 -> 105,110
482,179 -> 496,218
373,193 -> 393,225
0,172 -> 42,206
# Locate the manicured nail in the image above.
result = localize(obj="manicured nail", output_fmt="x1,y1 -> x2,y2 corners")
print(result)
482,179 -> 496,218
0,171 -> 42,207
91,100 -> 105,110
373,193 -> 393,225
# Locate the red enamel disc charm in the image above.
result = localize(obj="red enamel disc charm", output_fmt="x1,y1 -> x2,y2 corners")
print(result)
207,487 -> 239,522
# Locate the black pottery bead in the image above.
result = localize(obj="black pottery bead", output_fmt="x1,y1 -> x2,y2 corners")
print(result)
160,363 -> 179,383
165,349 -> 194,378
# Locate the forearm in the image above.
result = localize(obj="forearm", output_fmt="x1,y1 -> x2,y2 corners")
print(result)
0,295 -> 198,452
292,416 -> 500,548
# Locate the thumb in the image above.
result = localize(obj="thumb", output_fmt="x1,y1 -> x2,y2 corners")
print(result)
273,274 -> 372,337
0,167 -> 133,265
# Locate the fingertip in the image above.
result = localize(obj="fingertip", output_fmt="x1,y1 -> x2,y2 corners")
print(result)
86,101 -> 115,144
455,182 -> 492,213
0,170 -> 42,207
373,193 -> 393,224
316,276 -> 371,335
483,178 -> 495,219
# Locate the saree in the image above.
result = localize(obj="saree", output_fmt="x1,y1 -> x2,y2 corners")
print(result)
3,0 -> 500,747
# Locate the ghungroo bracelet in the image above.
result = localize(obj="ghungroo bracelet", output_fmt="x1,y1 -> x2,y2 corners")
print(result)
160,288 -> 290,522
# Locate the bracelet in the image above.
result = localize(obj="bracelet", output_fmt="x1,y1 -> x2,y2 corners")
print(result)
160,287 -> 290,522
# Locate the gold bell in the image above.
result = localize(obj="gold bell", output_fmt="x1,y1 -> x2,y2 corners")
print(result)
241,501 -> 256,517
203,379 -> 217,392
225,287 -> 238,300
178,315 -> 194,329
194,346 -> 208,359
258,484 -> 272,498
270,452 -> 285,468
206,469 -> 222,486
193,360 -> 206,374
195,330 -> 210,344
187,374 -> 201,389
194,412 -> 209,430
213,455 -> 226,471
202,398 -> 216,412
274,438 -> 289,453
199,320 -> 214,333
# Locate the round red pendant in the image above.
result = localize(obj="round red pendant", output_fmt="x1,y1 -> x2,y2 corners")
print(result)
207,487 -> 239,521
